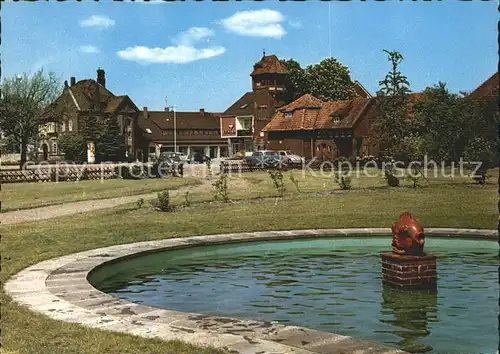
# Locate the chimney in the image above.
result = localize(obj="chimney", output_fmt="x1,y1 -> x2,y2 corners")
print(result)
164,106 -> 170,112
143,107 -> 148,119
70,77 -> 76,86
97,68 -> 105,87
64,80 -> 68,87
200,108 -> 205,116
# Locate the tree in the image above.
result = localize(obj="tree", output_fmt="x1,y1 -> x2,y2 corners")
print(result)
95,115 -> 125,162
283,59 -> 308,103
413,82 -> 470,162
79,112 -> 125,163
305,58 -> 357,101
373,50 -> 413,159
58,132 -> 87,163
0,70 -> 60,169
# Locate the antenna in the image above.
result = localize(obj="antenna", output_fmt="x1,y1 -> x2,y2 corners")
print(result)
263,48 -> 266,57
164,96 -> 168,108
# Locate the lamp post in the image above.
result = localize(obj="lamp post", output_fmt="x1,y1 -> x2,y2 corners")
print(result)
166,105 -> 177,153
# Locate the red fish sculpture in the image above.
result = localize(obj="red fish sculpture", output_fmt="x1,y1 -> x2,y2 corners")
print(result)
391,211 -> 425,255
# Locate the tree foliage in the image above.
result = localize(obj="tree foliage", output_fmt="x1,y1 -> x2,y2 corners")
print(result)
79,112 -> 125,163
0,70 -> 61,168
373,50 -> 413,160
413,82 -> 470,162
58,132 -> 87,163
282,57 -> 358,103
283,59 -> 308,102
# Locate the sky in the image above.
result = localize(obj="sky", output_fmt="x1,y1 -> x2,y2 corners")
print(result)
2,0 -> 498,112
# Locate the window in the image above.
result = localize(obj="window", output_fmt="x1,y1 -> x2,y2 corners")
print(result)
52,142 -> 58,154
285,112 -> 292,119
60,122 -> 65,132
240,103 -> 248,109
68,120 -> 73,131
332,115 -> 341,125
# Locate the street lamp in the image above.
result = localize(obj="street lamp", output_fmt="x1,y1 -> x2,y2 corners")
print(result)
166,105 -> 177,153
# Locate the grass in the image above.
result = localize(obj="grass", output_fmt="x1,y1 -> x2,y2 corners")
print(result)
1,169 -> 498,354
1,177 -> 199,212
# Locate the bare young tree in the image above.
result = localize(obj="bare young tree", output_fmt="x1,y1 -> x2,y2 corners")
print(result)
0,70 -> 61,169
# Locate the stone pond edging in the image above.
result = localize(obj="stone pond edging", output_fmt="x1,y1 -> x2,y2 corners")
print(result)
5,228 -> 498,354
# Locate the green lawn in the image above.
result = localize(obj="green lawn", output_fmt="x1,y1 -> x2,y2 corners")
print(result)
1,177 -> 200,212
2,171 -> 497,354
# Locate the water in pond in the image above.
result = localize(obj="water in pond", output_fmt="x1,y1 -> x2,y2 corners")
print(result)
89,237 -> 499,353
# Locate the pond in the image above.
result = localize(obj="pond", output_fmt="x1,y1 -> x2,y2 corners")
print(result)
89,237 -> 499,353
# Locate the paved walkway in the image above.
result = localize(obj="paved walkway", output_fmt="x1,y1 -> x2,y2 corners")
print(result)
1,180 -> 213,226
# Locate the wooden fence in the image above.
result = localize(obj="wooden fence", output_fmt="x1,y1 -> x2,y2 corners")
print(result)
220,161 -> 267,174
0,163 -> 181,184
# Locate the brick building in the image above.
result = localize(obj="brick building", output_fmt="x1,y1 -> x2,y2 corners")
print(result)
220,54 -> 288,156
38,68 -> 141,161
137,107 -> 228,160
262,94 -> 379,159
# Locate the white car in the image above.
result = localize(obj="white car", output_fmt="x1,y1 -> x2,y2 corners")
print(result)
278,150 -> 304,164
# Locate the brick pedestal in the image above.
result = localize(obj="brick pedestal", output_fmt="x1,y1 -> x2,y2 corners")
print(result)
380,252 -> 437,291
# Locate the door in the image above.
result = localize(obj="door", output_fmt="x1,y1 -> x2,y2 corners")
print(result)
42,144 -> 48,161
303,139 -> 312,160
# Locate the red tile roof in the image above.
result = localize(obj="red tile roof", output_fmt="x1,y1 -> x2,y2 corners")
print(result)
250,55 -> 287,76
469,72 -> 499,100
39,79 -> 136,121
263,94 -> 376,132
138,110 -> 225,143
279,94 -> 323,112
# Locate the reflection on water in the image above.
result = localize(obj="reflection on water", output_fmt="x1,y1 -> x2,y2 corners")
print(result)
89,237 -> 499,354
380,286 -> 437,353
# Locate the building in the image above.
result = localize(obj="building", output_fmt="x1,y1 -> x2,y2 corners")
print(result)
219,53 -> 373,157
262,94 -> 379,160
38,68 -> 141,162
220,54 -> 288,156
137,107 -> 228,160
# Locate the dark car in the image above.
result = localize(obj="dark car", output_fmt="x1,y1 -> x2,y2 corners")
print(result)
187,152 -> 211,164
243,150 -> 291,169
154,152 -> 183,177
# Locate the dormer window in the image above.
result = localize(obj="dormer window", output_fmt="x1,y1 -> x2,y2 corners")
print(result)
240,104 -> 248,109
285,112 -> 292,119
145,128 -> 152,134
332,115 -> 341,125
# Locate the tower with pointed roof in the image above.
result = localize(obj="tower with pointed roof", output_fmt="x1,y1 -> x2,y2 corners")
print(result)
250,53 -> 287,95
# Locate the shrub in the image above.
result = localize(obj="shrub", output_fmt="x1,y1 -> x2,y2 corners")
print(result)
136,198 -> 145,209
406,165 -> 424,188
268,169 -> 285,197
213,173 -> 229,202
385,168 -> 400,187
334,171 -> 352,190
289,172 -> 301,193
151,190 -> 172,212
184,190 -> 192,206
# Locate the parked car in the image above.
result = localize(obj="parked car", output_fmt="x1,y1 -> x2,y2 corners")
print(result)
243,150 -> 291,169
154,152 -> 183,177
187,152 -> 211,164
278,150 -> 304,165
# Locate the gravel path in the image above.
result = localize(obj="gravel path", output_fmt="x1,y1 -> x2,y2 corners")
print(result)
1,180 -> 213,226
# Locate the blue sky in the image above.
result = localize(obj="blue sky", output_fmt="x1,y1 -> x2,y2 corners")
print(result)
2,0 -> 498,112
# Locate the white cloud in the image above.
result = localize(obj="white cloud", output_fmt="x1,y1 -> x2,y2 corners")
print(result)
288,19 -> 303,29
218,9 -> 286,39
79,45 -> 100,54
174,27 -> 215,46
117,45 -> 226,64
79,15 -> 116,28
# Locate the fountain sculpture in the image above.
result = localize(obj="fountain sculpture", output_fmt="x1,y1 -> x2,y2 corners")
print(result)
381,212 -> 437,291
